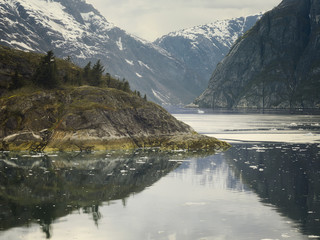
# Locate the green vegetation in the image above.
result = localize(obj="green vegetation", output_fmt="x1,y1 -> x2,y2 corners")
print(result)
0,45 -> 143,98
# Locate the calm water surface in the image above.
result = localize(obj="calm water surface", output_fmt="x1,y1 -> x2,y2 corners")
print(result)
0,110 -> 320,240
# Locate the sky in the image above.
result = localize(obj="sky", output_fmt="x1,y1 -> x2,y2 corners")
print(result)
86,0 -> 282,41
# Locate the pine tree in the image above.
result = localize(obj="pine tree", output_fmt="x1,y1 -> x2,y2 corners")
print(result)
106,73 -> 111,87
33,50 -> 58,88
90,60 -> 104,86
123,80 -> 130,92
83,61 -> 91,81
9,69 -> 22,90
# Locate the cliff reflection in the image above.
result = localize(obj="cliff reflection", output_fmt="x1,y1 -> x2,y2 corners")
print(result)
225,143 -> 320,238
0,149 -> 211,237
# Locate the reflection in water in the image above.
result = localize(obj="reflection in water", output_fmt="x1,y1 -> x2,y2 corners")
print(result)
0,149 -> 201,238
225,143 -> 320,238
0,144 -> 319,239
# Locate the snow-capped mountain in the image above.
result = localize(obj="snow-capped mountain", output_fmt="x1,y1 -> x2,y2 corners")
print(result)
0,0 -> 261,104
0,0 -> 195,104
155,14 -> 262,95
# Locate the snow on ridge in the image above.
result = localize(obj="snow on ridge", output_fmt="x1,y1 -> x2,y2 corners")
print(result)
152,89 -> 170,104
138,61 -> 153,72
7,0 -> 114,46
116,37 -> 124,51
158,14 -> 263,48
125,59 -> 134,65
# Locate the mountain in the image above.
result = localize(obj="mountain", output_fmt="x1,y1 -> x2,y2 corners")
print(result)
0,0 -> 263,105
195,0 -> 320,110
154,14 -> 262,96
0,0 -> 197,104
0,46 -> 230,152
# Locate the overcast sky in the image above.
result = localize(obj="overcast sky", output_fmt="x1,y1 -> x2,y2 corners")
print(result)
86,0 -> 282,41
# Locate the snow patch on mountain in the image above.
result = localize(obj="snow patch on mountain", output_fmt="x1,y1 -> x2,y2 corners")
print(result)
116,37 -> 124,51
138,61 -> 153,72
135,73 -> 142,78
125,59 -> 134,65
157,15 -> 263,49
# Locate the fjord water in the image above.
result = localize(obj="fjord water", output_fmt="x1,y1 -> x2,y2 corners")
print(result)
1,111 -> 320,240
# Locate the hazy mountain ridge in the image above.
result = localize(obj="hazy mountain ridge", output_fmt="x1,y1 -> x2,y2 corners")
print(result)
0,0 -> 194,104
154,14 -> 262,96
0,0 -> 263,105
195,0 -> 320,109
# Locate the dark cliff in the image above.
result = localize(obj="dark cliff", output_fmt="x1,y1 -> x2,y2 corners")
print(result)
195,0 -> 320,109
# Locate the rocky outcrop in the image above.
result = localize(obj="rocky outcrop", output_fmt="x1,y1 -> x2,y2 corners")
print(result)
195,0 -> 320,109
0,86 -> 230,151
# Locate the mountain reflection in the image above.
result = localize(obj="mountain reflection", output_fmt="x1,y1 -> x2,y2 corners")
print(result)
225,143 -> 320,238
0,149 -> 213,237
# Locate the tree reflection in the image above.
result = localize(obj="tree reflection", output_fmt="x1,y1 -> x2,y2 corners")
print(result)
0,149 -> 214,237
83,205 -> 102,227
225,143 -> 320,238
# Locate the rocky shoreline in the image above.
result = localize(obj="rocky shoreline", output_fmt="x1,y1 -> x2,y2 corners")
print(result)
0,86 -> 230,152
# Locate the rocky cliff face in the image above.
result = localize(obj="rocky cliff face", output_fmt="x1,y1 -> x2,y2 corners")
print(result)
0,86 -> 230,151
195,0 -> 320,109
155,14 -> 261,96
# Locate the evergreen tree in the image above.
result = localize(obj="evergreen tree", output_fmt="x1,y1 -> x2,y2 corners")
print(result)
123,80 -> 130,92
106,73 -> 111,87
9,69 -> 23,90
83,61 -> 91,80
33,50 -> 58,88
90,60 -> 104,86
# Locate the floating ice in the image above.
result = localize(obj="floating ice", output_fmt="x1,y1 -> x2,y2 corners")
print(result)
184,202 -> 207,206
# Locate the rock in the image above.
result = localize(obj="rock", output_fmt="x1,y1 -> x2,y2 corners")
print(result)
0,86 -> 230,151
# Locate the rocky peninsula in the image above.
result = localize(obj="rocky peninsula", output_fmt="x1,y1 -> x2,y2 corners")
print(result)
0,85 -> 230,152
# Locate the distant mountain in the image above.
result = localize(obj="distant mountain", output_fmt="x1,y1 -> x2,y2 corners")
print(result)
155,14 -> 262,96
195,0 -> 320,109
0,0 -> 196,104
0,0 -> 263,105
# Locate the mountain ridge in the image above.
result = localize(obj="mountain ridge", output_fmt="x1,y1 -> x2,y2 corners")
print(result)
0,0 -> 262,105
195,0 -> 320,110
0,0 -> 193,104
154,14 -> 262,96
0,45 -> 230,152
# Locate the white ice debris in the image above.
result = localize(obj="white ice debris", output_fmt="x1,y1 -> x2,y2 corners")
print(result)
184,202 -> 207,206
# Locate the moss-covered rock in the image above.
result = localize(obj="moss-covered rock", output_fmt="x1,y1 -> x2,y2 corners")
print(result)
0,86 -> 230,152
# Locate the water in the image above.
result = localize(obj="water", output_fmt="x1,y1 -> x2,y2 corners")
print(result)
0,110 -> 320,240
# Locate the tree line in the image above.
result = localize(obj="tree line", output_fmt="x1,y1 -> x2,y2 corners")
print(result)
11,50 -> 146,99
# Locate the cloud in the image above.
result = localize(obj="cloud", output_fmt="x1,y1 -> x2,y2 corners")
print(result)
86,0 -> 282,41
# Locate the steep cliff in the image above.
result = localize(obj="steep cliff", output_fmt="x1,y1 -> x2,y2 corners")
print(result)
195,0 -> 320,109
